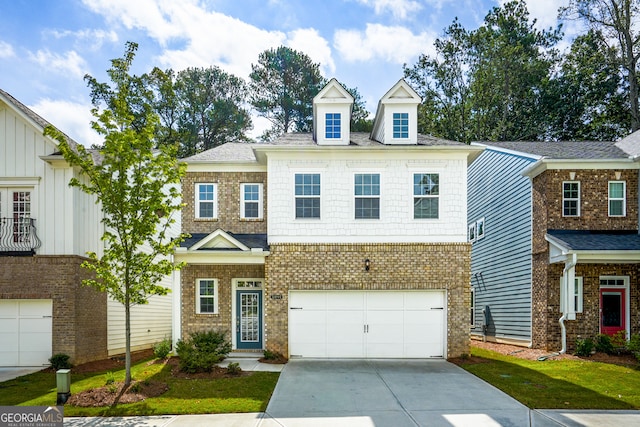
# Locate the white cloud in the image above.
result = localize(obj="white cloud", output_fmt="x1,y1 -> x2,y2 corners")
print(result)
0,40 -> 15,58
287,28 -> 336,75
498,0 -> 568,30
47,28 -> 119,50
30,99 -> 102,147
355,0 -> 423,20
334,24 -> 436,64
28,50 -> 89,79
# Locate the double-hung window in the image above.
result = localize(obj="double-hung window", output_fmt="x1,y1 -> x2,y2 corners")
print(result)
196,279 -> 218,314
560,276 -> 583,316
354,173 -> 380,219
241,183 -> 263,219
413,173 -> 439,219
295,173 -> 320,219
393,113 -> 409,138
608,181 -> 626,217
195,183 -> 217,219
563,181 -> 580,217
325,113 -> 341,139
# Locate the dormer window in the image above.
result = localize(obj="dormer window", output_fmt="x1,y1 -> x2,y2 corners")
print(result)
393,113 -> 409,139
325,113 -> 341,139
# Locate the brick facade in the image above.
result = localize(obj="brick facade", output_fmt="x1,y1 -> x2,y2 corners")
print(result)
181,172 -> 267,235
532,169 -> 640,351
264,243 -> 471,358
0,256 -> 108,364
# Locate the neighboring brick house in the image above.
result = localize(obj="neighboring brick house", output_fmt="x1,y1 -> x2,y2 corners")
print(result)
174,79 -> 483,359
0,88 -> 175,366
468,137 -> 640,352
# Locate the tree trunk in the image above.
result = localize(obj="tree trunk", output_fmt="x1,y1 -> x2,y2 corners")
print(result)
124,289 -> 132,387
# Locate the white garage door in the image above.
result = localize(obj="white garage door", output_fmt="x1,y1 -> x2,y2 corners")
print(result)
289,291 -> 445,358
0,300 -> 52,366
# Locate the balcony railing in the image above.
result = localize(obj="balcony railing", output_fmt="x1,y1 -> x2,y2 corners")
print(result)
0,217 -> 42,255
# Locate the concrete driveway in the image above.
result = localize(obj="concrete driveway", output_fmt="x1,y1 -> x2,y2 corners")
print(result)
265,359 -> 534,427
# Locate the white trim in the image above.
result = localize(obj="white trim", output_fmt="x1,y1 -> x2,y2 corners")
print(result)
188,229 -> 250,251
195,278 -> 218,314
231,278 -> 264,350
470,287 -> 475,327
412,172 -> 440,220
608,181 -> 626,217
293,172 -> 322,220
562,181 -> 580,217
522,158 -> 638,179
195,182 -> 218,219
353,172 -> 381,220
599,276 -> 630,338
240,183 -> 264,220
468,223 -> 476,242
476,217 -> 485,240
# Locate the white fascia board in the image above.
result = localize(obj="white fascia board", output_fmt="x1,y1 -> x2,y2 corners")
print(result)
546,233 -> 640,264
186,162 -> 266,173
471,143 -> 542,161
267,235 -> 468,244
174,250 -> 268,265
190,229 -> 250,251
522,158 -> 638,178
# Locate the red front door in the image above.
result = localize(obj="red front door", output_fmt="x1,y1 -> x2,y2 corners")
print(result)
600,288 -> 626,336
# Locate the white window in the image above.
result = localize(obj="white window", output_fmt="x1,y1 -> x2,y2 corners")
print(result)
354,173 -> 380,219
325,113 -> 341,139
560,276 -> 583,314
241,183 -> 263,219
196,279 -> 218,314
393,112 -> 409,138
476,217 -> 485,239
470,287 -> 476,327
563,181 -> 580,217
295,173 -> 320,219
608,181 -> 626,217
413,173 -> 439,219
468,223 -> 476,242
195,183 -> 217,219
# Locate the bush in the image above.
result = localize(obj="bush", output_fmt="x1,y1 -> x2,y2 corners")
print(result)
153,338 -> 172,359
227,362 -> 242,375
611,330 -> 628,348
263,349 -> 282,360
627,334 -> 640,362
595,334 -> 615,354
49,353 -> 72,370
104,371 -> 116,385
175,330 -> 231,373
574,337 -> 594,357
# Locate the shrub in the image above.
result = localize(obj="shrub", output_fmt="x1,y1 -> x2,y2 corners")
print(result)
49,353 -> 72,370
263,349 -> 282,360
175,330 -> 232,373
611,330 -> 628,348
154,338 -> 172,359
627,334 -> 640,362
595,334 -> 615,354
227,362 -> 242,375
574,337 -> 594,357
104,371 -> 116,386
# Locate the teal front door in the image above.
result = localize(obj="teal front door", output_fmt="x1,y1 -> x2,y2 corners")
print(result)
236,290 -> 262,350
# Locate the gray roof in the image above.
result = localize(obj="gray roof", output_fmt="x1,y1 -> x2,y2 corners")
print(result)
482,141 -> 629,160
547,230 -> 640,251
0,88 -> 80,152
182,142 -> 258,162
267,132 -> 465,147
181,232 -> 268,251
616,129 -> 640,157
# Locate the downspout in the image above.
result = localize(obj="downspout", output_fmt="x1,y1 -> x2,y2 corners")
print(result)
559,253 -> 578,354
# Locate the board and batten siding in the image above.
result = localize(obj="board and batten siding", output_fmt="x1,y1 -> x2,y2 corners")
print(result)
468,148 -> 535,343
0,102 -> 101,256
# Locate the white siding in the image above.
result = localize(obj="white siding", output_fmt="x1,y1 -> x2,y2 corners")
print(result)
267,150 -> 468,243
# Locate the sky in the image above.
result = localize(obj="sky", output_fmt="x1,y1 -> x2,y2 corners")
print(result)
0,0 -> 581,146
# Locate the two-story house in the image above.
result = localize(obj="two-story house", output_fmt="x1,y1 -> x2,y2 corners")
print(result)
0,88 -> 175,367
468,139 -> 640,352
174,79 -> 483,359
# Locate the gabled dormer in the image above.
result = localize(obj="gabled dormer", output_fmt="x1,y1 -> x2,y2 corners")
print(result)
313,78 -> 354,146
371,79 -> 421,145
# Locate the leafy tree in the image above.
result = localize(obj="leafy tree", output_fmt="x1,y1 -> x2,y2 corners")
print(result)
44,42 -> 186,387
545,30 -> 629,140
146,67 -> 252,157
562,0 -> 640,132
250,46 -> 325,141
404,19 -> 472,142
341,83 -> 373,132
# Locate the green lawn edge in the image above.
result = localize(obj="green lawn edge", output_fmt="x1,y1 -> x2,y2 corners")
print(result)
458,347 -> 640,409
0,357 -> 280,416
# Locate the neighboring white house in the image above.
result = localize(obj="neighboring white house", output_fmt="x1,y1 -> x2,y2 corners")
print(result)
0,88 -> 175,366
175,79 -> 483,359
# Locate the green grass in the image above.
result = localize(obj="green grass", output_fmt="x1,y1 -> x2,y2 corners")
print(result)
0,357 -> 279,416
459,347 -> 640,409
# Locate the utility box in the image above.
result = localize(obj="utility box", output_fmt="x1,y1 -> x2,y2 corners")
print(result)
56,369 -> 71,404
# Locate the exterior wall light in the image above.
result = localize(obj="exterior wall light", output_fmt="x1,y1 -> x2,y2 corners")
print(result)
365,258 -> 370,271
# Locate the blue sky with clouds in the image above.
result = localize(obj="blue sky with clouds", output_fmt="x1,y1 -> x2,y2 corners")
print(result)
0,0 -> 577,146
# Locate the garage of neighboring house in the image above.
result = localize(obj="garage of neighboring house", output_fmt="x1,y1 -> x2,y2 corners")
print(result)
0,299 -> 52,366
288,290 -> 446,358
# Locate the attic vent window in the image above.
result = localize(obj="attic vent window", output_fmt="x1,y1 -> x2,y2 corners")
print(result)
325,113 -> 341,139
393,113 -> 409,138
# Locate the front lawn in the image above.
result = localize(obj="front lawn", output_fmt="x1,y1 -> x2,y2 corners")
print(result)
457,347 -> 640,409
0,356 -> 279,416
